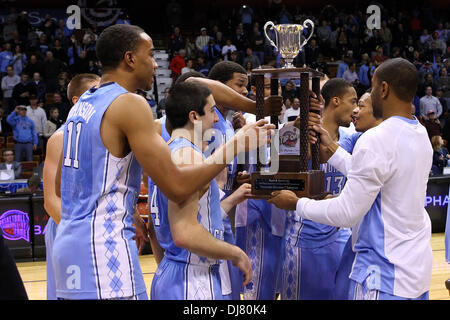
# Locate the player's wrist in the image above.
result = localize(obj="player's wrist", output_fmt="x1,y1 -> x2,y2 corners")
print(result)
327,141 -> 338,156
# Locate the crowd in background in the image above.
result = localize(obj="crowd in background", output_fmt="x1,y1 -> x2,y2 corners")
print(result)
0,2 -> 449,177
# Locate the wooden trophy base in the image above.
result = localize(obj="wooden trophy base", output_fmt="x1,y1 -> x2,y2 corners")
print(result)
249,170 -> 325,200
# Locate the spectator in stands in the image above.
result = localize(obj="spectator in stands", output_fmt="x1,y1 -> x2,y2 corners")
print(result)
317,20 -> 331,54
23,54 -> 44,78
16,175 -> 41,194
184,36 -> 196,60
358,53 -> 371,92
342,62 -> 359,87
2,16 -> 17,43
43,51 -> 65,92
305,38 -> 319,66
336,55 -> 350,78
242,47 -> 261,69
11,45 -> 27,76
437,68 -> 450,98
32,72 -> 46,102
283,97 -> 300,123
420,86 -> 443,120
431,135 -> 449,175
380,20 -> 393,57
1,66 -> 20,112
0,149 -> 21,179
431,31 -> 446,56
6,105 -> 38,162
420,29 -> 432,45
39,33 -> 50,56
249,24 -> 264,65
437,87 -> 448,127
232,26 -> 247,54
12,72 -> 36,107
181,59 -> 195,75
70,50 -> 90,74
195,56 -> 211,76
373,46 -> 388,64
44,107 -> 63,139
48,92 -> 70,122
239,5 -> 254,36
52,38 -> 68,64
195,27 -> 210,52
0,43 -> 14,75
282,80 -> 297,102
203,39 -> 221,64
168,26 -> 185,58
170,49 -> 186,80
26,94 -> 47,149
222,39 -> 237,61
423,110 -> 442,140
0,107 -> 11,139
15,11 -> 30,42
419,73 -> 437,96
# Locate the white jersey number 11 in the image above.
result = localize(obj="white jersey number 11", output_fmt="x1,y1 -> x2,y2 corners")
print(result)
64,121 -> 83,169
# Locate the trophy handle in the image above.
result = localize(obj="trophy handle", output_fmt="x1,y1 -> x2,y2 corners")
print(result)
300,19 -> 315,49
264,21 -> 278,52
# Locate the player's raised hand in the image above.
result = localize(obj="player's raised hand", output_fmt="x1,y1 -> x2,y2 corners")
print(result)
263,95 -> 283,116
235,119 -> 275,152
231,247 -> 253,286
267,190 -> 299,211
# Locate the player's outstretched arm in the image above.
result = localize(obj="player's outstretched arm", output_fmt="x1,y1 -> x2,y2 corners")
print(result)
110,93 -> 273,204
168,147 -> 252,286
186,77 -> 282,116
43,131 -> 63,224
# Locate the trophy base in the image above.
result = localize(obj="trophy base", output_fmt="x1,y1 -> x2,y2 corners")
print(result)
249,170 -> 325,200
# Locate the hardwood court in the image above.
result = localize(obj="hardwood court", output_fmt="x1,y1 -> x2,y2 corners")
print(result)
16,233 -> 450,300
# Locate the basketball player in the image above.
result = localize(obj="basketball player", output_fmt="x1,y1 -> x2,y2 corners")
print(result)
43,73 -> 100,300
147,70 -> 282,265
313,90 -> 383,300
269,58 -> 433,300
52,24 -> 273,300
150,81 -> 252,300
278,78 -> 357,300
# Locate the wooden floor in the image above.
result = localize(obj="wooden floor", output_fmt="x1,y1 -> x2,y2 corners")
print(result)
16,233 -> 450,300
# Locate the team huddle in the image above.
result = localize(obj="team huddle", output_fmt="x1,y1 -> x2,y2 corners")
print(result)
43,24 -> 434,300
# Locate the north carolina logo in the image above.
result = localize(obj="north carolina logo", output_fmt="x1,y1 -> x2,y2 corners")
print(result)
0,210 -> 30,241
281,130 -> 298,148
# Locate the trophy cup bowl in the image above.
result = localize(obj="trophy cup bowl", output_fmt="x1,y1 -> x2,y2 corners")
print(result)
264,20 -> 314,68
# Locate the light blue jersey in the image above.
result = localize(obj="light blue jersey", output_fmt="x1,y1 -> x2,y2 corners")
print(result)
204,107 -> 240,299
53,82 -> 146,300
45,217 -> 58,300
235,199 -> 285,300
281,128 -> 352,300
150,137 -> 224,300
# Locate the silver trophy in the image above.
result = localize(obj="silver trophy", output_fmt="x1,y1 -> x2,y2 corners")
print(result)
264,20 -> 314,68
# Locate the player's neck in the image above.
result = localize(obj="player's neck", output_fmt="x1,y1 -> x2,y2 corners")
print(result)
171,127 -> 203,150
382,100 -> 414,120
322,111 -> 339,142
100,70 -> 140,93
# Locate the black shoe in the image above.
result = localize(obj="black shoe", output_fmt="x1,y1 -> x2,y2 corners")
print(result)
446,278 -> 450,292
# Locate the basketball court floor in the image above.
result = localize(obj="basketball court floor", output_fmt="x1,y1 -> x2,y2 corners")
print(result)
15,233 -> 450,300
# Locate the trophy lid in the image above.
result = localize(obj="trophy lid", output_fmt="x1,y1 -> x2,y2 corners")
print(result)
251,67 -> 324,79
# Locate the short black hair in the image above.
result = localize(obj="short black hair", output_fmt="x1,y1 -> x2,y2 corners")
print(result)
96,24 -> 145,71
374,58 -> 420,102
321,78 -> 353,108
174,71 -> 206,87
208,61 -> 246,84
166,82 -> 212,130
